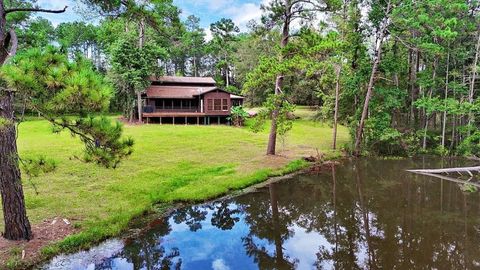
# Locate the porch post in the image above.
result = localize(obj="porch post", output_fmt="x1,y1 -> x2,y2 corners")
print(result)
185,116 -> 187,125
173,117 -> 175,126
197,117 -> 199,125
218,116 -> 220,125
160,117 -> 162,125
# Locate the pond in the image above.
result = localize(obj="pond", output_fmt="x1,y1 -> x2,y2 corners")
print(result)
42,157 -> 480,270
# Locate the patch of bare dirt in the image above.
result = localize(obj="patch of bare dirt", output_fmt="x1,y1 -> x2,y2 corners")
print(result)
0,217 -> 77,268
117,116 -> 145,126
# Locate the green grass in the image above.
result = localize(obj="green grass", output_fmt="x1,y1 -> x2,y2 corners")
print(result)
10,114 -> 349,265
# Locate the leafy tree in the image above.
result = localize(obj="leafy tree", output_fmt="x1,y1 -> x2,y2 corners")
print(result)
17,17 -> 55,49
56,22 -> 99,61
257,0 -> 339,155
108,32 -> 165,121
183,15 -> 206,77
209,18 -> 240,87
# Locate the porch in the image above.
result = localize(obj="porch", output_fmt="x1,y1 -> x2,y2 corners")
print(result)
144,98 -> 201,113
141,112 -> 230,125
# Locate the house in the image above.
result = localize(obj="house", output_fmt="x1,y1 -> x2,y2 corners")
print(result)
142,76 -> 244,124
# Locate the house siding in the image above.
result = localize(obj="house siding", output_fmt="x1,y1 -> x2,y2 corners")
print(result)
203,91 -> 231,116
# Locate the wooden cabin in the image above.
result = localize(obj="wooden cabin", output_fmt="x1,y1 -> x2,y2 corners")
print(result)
141,76 -> 244,124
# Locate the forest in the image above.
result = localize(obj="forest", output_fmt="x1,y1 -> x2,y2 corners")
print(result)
40,0 -> 480,157
5,0 -> 478,157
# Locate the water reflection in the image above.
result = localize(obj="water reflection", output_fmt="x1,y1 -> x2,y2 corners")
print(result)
43,158 -> 480,270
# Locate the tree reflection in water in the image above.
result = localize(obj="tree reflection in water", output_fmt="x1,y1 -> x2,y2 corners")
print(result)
67,158 -> 480,270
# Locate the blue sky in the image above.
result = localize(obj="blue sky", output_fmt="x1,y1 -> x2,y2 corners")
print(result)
36,0 -> 267,38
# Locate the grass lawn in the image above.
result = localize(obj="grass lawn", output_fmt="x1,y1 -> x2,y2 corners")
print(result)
8,113 -> 349,265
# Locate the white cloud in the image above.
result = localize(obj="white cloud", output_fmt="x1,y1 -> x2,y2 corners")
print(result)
225,3 -> 263,31
175,0 -> 267,33
212,259 -> 231,270
36,0 -> 71,9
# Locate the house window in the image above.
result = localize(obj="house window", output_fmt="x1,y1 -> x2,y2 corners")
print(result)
207,99 -> 213,111
222,99 -> 228,111
214,99 -> 221,111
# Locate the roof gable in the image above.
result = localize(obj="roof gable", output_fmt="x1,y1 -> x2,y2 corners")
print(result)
149,76 -> 216,85
146,86 -> 218,98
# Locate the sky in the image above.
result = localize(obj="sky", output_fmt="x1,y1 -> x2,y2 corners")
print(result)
35,0 -> 268,39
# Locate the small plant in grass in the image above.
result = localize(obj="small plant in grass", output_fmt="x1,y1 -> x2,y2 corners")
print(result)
228,106 -> 249,127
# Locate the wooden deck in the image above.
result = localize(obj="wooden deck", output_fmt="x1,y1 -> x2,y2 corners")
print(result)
142,112 -> 206,117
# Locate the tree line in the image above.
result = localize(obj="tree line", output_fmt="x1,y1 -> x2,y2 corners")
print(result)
27,0 -> 479,157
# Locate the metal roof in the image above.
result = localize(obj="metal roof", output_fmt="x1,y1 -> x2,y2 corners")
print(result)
146,86 -> 219,98
149,76 -> 216,85
230,94 -> 245,99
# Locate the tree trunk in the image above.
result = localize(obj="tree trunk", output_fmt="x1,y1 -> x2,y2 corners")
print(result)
468,29 -> 480,136
441,50 -> 450,148
410,49 -> 420,128
193,55 -> 197,77
423,60 -> 437,150
225,53 -> 229,87
0,91 -> 32,240
136,92 -> 143,123
332,64 -> 342,150
137,18 -> 145,123
269,183 -> 285,267
353,5 -> 390,155
267,76 -> 282,155
266,4 -> 290,155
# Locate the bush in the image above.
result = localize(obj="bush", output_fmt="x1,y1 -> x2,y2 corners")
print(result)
457,131 -> 480,157
229,106 -> 249,127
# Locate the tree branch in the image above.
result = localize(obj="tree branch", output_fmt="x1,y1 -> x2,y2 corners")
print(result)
5,6 -> 67,14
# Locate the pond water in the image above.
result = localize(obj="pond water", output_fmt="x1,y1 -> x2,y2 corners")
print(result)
42,158 -> 480,270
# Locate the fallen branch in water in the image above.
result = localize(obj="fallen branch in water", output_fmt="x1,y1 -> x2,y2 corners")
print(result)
409,172 -> 480,189
407,166 -> 480,177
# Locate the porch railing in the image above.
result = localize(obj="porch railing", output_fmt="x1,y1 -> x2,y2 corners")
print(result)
143,106 -> 200,113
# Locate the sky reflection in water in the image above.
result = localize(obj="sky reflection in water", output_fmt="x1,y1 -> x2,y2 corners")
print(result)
43,157 -> 480,270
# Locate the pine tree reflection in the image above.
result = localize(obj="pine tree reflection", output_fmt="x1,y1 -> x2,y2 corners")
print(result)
241,183 -> 298,269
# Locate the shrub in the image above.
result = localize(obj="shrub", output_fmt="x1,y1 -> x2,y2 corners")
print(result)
229,106 -> 249,127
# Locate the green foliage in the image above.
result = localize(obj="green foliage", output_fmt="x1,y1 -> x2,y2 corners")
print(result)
53,117 -> 134,168
2,47 -> 133,168
17,18 -> 55,49
229,106 -> 249,127
461,183 -> 478,193
21,155 -> 57,178
225,85 -> 240,94
55,22 -> 98,56
251,94 -> 295,139
109,34 -> 164,92
457,131 -> 480,157
2,46 -> 112,114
